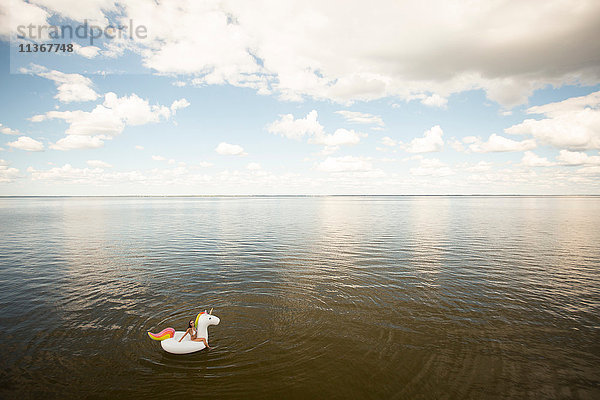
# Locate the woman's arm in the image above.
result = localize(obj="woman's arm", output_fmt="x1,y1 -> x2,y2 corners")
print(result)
178,328 -> 190,342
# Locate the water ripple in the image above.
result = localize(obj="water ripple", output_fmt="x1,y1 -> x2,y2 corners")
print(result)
0,196 -> 599,399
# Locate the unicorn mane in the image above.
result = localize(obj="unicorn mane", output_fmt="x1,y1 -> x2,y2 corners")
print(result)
194,311 -> 206,328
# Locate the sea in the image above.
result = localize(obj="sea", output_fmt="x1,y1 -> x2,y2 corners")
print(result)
0,196 -> 598,399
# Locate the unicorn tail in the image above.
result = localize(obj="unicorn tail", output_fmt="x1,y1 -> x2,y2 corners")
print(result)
147,327 -> 175,341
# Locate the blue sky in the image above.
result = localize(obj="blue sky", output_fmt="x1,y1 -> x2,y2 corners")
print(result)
1,0 -> 599,195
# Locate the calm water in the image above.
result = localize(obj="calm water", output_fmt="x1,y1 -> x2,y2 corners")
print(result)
0,196 -> 599,399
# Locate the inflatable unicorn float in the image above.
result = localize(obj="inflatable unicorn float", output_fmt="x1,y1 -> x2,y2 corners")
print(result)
148,309 -> 220,354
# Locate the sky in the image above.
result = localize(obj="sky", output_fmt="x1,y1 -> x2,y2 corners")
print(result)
0,0 -> 599,195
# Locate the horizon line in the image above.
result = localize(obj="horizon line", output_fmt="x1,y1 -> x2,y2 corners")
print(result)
1,194 -> 599,198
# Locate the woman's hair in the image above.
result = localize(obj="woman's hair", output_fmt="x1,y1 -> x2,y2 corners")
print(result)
188,320 -> 194,329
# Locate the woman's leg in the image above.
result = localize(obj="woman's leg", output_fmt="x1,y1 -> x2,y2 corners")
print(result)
192,337 -> 210,348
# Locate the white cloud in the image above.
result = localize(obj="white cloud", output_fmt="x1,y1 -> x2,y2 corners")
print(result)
577,166 -> 600,176
27,0 -> 116,24
309,128 -> 365,146
317,156 -> 372,172
335,111 -> 384,127
410,158 -> 454,176
0,159 -> 19,183
72,44 -> 101,59
4,1 -> 600,107
268,110 -> 323,140
152,155 -> 166,161
556,150 -> 600,166
40,107 -> 122,136
269,109 -> 366,151
23,162 -> 315,193
87,160 -> 112,168
505,91 -> 600,150
402,125 -> 444,153
420,94 -> 448,108
216,142 -> 247,156
318,146 -> 339,156
246,162 -> 261,170
0,0 -> 49,39
135,145 -> 144,150
22,65 -> 99,103
29,115 -> 46,123
7,136 -> 44,151
28,164 -> 116,182
50,135 -> 104,151
171,98 -> 191,112
462,161 -> 493,172
103,92 -> 172,125
33,92 -> 183,150
89,0 -> 600,108
381,136 -> 397,147
465,133 -> 536,153
449,138 -> 465,152
521,151 -> 555,167
0,124 -> 21,135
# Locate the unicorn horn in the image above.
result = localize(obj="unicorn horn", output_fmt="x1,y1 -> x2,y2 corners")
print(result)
209,308 -> 213,314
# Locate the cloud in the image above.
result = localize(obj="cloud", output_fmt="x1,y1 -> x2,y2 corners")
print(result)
26,0 -> 116,24
28,164 -> 126,183
268,110 -> 324,140
381,136 -> 397,147
0,159 -> 19,183
464,133 -> 536,153
103,92 -> 172,124
318,146 -> 339,156
77,0 -> 600,107
246,162 -> 261,170
7,136 -> 44,151
576,166 -> 600,176
33,92 -> 185,150
462,161 -> 493,172
521,151 -> 555,167
449,138 -> 465,152
0,124 -> 21,135
72,44 -> 101,59
152,155 -> 166,161
135,145 -> 144,150
335,111 -> 384,127
269,110 -> 365,152
171,98 -> 191,112
309,128 -> 365,146
216,142 -> 247,156
420,94 -> 448,108
505,91 -> 600,150
402,125 -> 444,153
86,160 -> 112,168
556,150 -> 600,166
317,156 -> 372,172
50,135 -> 104,150
410,158 -> 454,176
0,0 -> 49,39
23,162 -> 312,193
8,1 -> 598,108
21,65 -> 99,103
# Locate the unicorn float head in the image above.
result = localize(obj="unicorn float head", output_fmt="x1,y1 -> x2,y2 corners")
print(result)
148,309 -> 220,354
